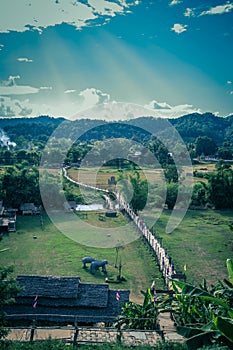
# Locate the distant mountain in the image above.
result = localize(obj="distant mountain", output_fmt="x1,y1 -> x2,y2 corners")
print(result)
1,112 -> 233,147
169,113 -> 232,144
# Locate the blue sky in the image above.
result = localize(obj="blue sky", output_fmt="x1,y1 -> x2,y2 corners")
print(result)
0,0 -> 232,120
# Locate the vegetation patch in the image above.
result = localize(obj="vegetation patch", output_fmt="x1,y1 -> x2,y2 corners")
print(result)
0,214 -> 164,303
147,210 -> 233,285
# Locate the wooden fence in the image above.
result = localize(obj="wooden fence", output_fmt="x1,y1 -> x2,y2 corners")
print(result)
63,167 -> 187,287
5,314 -> 164,346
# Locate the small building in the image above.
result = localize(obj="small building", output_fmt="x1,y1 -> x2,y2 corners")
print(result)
0,201 -> 16,232
20,203 -> 40,215
4,275 -> 130,325
7,219 -> 16,232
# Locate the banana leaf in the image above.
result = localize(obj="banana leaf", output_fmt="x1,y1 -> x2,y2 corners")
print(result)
214,316 -> 233,343
185,330 -> 220,350
226,258 -> 233,284
172,280 -> 212,297
177,325 -> 220,350
200,295 -> 231,310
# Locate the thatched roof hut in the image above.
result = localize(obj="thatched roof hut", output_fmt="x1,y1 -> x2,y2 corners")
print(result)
4,275 -> 130,325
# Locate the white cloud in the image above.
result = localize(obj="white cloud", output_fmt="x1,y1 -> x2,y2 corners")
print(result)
40,86 -> 52,90
144,100 -> 202,118
72,100 -> 202,121
17,57 -> 33,63
88,0 -> 125,17
230,91 -> 233,95
0,0 -> 139,33
145,100 -> 172,110
77,88 -> 110,109
0,44 -> 4,50
0,96 -> 33,117
184,8 -> 195,17
72,101 -> 157,121
3,75 -> 21,86
169,0 -> 182,6
64,89 -> 76,94
227,80 -> 232,84
200,3 -> 233,16
0,76 -> 39,95
0,85 -> 39,95
0,86 -> 203,120
171,23 -> 188,34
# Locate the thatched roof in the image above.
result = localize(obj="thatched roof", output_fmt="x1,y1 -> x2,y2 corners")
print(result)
17,275 -> 80,299
5,275 -> 130,325
77,283 -> 108,307
17,276 -> 112,308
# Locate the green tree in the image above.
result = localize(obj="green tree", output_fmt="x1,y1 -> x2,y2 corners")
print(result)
0,166 -> 40,207
195,136 -> 217,157
0,266 -> 21,339
191,182 -> 208,207
217,145 -> 233,160
165,182 -> 178,209
129,171 -> 148,213
208,163 -> 233,209
164,165 -> 178,183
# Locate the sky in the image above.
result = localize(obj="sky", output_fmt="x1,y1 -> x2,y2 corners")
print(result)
0,0 -> 233,120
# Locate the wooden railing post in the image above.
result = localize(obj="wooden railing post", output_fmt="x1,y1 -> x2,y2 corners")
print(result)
116,322 -> 122,344
73,316 -> 79,346
30,319 -> 36,342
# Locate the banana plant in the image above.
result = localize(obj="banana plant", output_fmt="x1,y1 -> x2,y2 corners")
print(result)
169,259 -> 233,349
116,288 -> 159,330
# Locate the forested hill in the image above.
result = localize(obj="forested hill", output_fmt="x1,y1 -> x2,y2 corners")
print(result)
0,115 -> 65,128
169,113 -> 233,144
1,112 -> 233,147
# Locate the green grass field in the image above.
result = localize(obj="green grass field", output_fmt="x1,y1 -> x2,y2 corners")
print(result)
67,165 -> 233,286
1,208 -> 232,299
1,164 -> 233,304
143,209 -> 233,286
0,212 -> 164,303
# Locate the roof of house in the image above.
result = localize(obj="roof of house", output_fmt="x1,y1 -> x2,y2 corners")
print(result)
17,275 -> 80,299
20,203 -> 36,211
5,275 -> 130,324
16,275 -> 116,308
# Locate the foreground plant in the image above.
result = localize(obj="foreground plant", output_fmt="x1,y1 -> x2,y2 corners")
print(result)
0,266 -> 21,340
116,288 -> 160,330
169,259 -> 233,349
